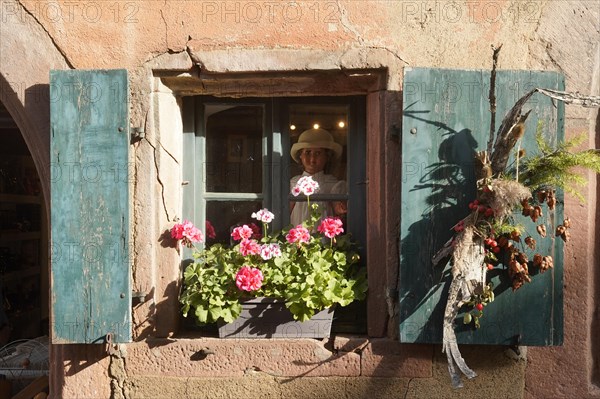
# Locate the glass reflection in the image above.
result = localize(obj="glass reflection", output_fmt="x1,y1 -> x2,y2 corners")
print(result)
288,104 -> 349,227
205,201 -> 263,245
205,105 -> 263,193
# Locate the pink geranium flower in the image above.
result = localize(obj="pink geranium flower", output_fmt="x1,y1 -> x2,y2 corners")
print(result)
231,225 -> 254,241
239,239 -> 261,256
235,266 -> 264,292
260,243 -> 282,260
252,208 -> 275,223
171,223 -> 185,240
248,223 -> 263,240
205,220 -> 217,240
318,217 -> 344,239
286,225 -> 311,245
292,176 -> 320,197
171,220 -> 204,248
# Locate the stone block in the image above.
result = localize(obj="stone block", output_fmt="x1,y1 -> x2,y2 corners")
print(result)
125,338 -> 361,378
360,340 -> 432,378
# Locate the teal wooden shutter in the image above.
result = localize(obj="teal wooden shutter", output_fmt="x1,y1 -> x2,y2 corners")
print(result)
50,69 -> 131,343
399,68 -> 564,345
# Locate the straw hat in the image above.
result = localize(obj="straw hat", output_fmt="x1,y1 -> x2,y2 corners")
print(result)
290,128 -> 343,163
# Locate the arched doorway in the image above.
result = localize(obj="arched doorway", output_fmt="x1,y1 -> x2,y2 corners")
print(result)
0,99 -> 49,391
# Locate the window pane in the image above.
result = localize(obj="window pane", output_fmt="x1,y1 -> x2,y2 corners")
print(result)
205,201 -> 263,245
288,104 -> 349,227
205,105 -> 263,193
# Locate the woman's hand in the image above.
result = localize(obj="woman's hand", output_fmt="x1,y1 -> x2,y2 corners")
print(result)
333,201 -> 347,216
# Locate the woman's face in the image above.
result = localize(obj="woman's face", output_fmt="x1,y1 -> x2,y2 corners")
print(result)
299,148 -> 329,175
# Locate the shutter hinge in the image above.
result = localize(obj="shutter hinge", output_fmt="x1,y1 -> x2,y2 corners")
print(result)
104,333 -> 126,357
131,127 -> 145,141
132,291 -> 147,305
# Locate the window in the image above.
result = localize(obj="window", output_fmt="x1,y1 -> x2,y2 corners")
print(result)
181,96 -> 367,333
182,96 -> 366,249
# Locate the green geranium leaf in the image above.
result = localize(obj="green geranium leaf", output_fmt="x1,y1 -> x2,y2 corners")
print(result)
178,205 -> 368,325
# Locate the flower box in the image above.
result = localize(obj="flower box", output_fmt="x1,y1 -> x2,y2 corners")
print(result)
217,297 -> 334,339
176,176 -> 367,332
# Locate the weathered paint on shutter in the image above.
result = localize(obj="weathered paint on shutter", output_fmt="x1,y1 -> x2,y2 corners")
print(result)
399,68 -> 564,345
50,69 -> 131,343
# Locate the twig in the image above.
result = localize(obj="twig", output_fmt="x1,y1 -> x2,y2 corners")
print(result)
490,87 -> 600,175
487,44 -> 503,156
535,88 -> 600,108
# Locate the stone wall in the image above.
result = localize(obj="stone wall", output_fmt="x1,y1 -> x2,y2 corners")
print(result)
0,0 -> 599,397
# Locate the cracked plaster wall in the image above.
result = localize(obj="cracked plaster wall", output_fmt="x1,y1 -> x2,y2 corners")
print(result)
0,0 -> 599,398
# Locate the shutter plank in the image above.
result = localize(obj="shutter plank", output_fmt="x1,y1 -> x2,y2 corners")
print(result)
50,69 -> 131,343
399,68 -> 564,345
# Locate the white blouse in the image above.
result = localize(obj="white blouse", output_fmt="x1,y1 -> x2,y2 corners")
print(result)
289,171 -> 346,226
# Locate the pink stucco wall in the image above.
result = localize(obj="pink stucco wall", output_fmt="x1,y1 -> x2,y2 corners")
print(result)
0,0 -> 598,397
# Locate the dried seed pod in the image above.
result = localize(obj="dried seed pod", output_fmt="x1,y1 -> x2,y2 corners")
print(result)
556,225 -> 566,237
510,230 -> 521,242
533,253 -> 543,267
521,199 -> 532,216
518,148 -> 526,159
540,255 -> 554,272
537,224 -> 547,238
509,259 -> 522,274
560,230 -> 570,242
512,279 -> 524,291
563,217 -> 571,229
516,252 -> 528,265
509,265 -> 531,291
525,236 -> 536,250
530,207 -> 541,222
547,190 -> 556,210
537,190 -> 548,203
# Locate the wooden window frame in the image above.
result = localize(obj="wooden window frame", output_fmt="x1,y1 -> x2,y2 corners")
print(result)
180,95 -> 369,334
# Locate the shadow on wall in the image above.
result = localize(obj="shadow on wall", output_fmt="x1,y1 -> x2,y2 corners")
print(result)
398,122 -> 487,343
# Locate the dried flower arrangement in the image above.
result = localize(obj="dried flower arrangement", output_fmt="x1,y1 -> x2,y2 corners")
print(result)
438,46 -> 600,388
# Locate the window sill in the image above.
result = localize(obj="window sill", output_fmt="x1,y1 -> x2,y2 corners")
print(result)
126,336 -> 432,378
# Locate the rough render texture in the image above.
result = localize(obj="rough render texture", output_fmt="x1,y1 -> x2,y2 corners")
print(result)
0,0 -> 598,398
119,344 -> 525,399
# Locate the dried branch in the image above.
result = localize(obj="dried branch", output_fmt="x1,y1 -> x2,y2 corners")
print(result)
489,87 -> 600,175
490,91 -> 536,175
487,44 -> 502,155
535,88 -> 600,108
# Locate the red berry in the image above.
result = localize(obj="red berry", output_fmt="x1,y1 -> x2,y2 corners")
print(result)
475,303 -> 484,311
484,208 -> 494,217
473,200 -> 479,205
487,264 -> 494,270
478,205 -> 486,213
492,246 -> 501,254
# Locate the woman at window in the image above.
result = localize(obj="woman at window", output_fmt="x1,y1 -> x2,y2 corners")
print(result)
289,128 -> 347,226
